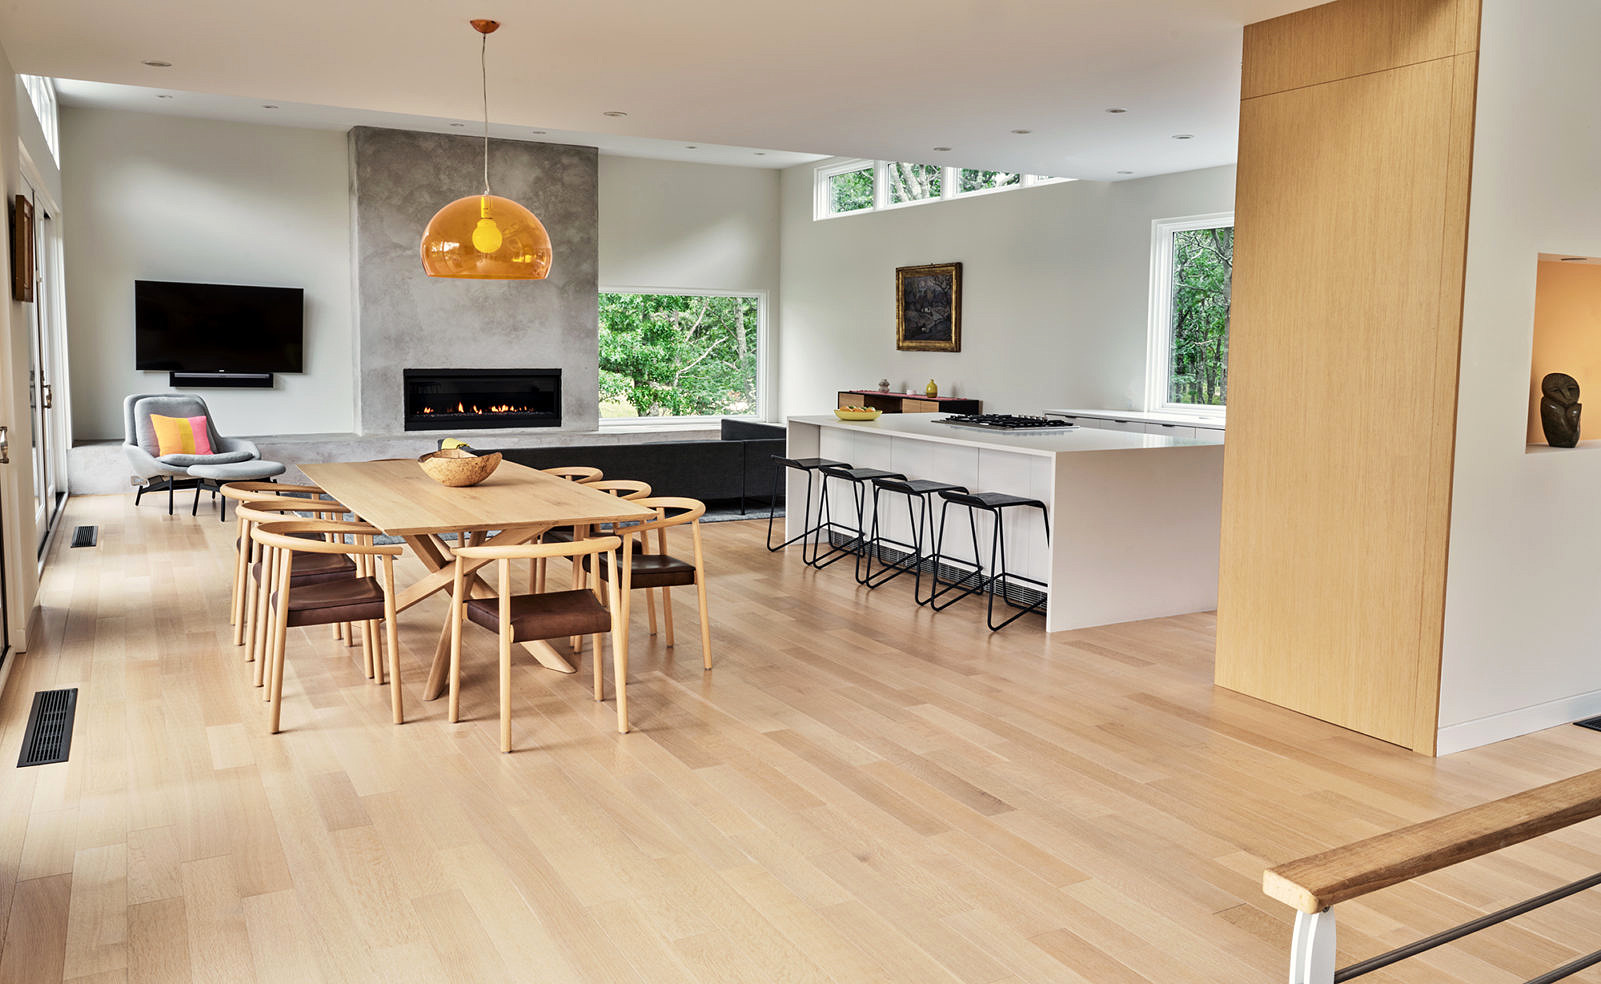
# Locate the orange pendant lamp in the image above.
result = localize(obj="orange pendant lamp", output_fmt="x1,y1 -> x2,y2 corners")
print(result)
420,19 -> 553,280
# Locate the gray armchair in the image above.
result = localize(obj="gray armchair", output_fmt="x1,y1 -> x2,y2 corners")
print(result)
123,393 -> 261,514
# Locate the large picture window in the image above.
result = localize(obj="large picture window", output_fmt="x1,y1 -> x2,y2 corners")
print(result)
1146,214 -> 1233,413
598,289 -> 764,420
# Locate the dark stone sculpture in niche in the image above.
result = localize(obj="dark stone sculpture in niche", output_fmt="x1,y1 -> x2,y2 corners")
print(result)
1541,372 -> 1582,448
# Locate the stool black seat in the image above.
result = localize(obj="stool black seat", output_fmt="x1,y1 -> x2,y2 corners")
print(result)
929,489 -> 1051,631
864,477 -> 968,593
939,490 -> 1042,510
809,465 -> 906,570
767,456 -> 850,553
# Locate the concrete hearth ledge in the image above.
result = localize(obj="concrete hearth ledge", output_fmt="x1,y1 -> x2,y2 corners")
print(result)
68,425 -> 721,495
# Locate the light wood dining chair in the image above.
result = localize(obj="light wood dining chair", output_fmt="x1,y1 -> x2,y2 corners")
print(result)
583,496 -> 713,670
221,481 -> 335,632
252,520 -> 404,733
533,478 -> 652,594
447,535 -> 628,752
235,498 -> 361,683
541,465 -> 604,484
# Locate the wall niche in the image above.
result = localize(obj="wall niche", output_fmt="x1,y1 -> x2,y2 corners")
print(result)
1527,253 -> 1601,448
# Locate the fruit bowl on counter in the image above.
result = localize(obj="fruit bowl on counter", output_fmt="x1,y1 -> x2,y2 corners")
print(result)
834,405 -> 883,421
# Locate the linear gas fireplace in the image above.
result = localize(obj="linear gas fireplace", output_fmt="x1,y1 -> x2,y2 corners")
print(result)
403,368 -> 562,431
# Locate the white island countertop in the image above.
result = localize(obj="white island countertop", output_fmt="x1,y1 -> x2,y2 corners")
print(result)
788,412 -> 1223,458
1042,408 -> 1226,430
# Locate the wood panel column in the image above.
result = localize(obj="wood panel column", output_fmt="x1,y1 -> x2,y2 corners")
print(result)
1215,0 -> 1480,753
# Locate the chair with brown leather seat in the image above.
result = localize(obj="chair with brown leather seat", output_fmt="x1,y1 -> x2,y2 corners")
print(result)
533,478 -> 652,593
235,498 -> 370,686
221,481 -> 338,634
582,496 -> 712,671
251,520 -> 404,734
446,535 -> 627,752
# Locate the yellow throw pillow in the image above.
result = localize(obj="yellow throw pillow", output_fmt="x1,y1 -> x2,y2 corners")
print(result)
149,413 -> 214,456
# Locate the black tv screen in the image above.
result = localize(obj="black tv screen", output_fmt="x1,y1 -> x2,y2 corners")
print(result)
135,280 -> 304,373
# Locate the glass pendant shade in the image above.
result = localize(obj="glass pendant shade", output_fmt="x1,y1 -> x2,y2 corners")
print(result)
420,194 -> 553,280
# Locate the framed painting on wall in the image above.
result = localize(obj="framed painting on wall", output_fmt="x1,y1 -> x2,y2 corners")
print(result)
896,262 -> 961,352
10,195 -> 32,303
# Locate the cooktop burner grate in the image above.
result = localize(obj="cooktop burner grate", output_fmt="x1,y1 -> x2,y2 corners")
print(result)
938,414 -> 1076,431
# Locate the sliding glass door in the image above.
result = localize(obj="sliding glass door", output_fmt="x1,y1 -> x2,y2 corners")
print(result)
22,181 -> 62,551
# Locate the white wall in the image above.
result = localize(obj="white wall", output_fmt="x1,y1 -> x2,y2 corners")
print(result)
600,155 -> 779,293
777,164 -> 1236,416
61,107 -> 354,440
1437,0 -> 1601,753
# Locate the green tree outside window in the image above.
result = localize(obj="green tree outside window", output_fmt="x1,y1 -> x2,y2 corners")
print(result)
1167,226 -> 1233,406
599,293 -> 760,418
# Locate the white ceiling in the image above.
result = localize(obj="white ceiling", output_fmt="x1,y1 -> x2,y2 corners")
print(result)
7,0 -> 1321,181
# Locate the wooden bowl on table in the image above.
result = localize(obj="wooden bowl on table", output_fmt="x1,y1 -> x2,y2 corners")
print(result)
834,406 -> 883,421
417,448 -> 503,487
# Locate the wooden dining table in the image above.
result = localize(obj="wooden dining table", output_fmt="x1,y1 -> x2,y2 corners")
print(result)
299,458 -> 656,700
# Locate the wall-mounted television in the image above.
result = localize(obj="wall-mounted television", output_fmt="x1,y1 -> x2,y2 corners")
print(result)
135,280 -> 304,373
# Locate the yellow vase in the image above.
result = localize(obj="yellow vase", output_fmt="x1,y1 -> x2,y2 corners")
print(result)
925,379 -> 938,398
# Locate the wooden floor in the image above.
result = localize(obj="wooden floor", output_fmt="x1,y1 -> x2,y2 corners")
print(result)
3,494 -> 1601,983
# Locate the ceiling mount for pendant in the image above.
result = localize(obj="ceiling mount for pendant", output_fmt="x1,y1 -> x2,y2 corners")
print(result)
419,17 -> 553,280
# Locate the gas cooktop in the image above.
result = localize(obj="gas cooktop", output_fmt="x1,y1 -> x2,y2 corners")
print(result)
938,414 -> 1076,432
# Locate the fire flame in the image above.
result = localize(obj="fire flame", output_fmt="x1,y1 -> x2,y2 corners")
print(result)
417,403 -> 537,415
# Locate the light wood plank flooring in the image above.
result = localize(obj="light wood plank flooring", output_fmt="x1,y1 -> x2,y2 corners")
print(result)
2,493 -> 1601,983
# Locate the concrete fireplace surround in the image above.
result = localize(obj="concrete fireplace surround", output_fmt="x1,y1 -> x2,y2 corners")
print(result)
350,126 -> 603,435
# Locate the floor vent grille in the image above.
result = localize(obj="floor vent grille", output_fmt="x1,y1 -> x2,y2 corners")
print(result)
70,525 -> 98,548
18,688 -> 78,767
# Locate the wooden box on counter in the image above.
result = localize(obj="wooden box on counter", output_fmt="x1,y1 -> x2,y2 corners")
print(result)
837,390 -> 982,414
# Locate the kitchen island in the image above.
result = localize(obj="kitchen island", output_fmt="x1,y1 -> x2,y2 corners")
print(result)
786,413 -> 1224,632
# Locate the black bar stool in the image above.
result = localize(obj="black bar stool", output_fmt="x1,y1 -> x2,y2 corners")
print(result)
928,490 -> 1051,631
767,456 -> 849,553
809,465 -> 905,570
863,477 -> 967,593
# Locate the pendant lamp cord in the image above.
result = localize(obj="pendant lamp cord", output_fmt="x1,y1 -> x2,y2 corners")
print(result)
480,30 -> 491,195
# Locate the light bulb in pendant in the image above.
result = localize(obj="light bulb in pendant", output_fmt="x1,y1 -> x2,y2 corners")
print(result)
471,198 -> 504,253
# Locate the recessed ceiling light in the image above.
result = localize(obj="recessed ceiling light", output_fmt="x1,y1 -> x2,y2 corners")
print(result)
155,93 -> 173,99
142,59 -> 172,67
1172,133 -> 1195,140
932,146 -> 952,152
685,145 -> 697,149
1117,170 -> 1134,175
602,110 -> 628,118
1010,129 -> 1032,135
754,152 -> 766,156
1105,107 -> 1127,114
449,122 -> 465,127
261,104 -> 278,110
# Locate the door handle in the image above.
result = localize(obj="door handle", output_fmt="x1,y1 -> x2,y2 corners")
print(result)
40,384 -> 51,410
0,425 -> 9,464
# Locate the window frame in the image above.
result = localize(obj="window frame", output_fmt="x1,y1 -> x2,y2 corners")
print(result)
1145,212 -> 1234,418
596,285 -> 771,427
812,157 -> 1074,220
814,158 -> 877,219
20,75 -> 58,164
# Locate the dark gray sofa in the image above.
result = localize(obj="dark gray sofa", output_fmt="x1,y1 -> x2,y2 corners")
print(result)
490,419 -> 786,511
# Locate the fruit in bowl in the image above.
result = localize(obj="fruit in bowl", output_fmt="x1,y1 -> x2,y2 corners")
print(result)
834,406 -> 883,421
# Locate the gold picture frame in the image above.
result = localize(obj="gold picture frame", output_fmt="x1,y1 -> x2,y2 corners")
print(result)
895,262 -> 961,352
